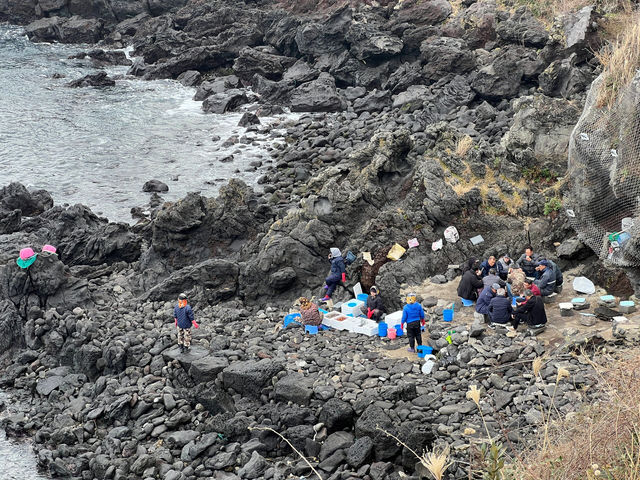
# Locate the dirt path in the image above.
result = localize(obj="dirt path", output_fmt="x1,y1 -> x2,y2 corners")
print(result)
377,268 -> 640,361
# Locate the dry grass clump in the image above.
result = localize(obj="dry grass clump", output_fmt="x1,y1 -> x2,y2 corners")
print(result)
376,427 -> 452,480
455,135 -> 473,158
516,353 -> 640,480
595,10 -> 640,108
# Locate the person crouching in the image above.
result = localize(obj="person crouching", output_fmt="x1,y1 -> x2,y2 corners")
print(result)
174,293 -> 199,352
299,297 -> 323,326
361,286 -> 385,322
401,292 -> 425,353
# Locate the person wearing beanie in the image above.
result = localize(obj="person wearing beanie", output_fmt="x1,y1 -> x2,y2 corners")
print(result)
497,254 -> 513,281
173,293 -> 199,352
360,286 -> 385,322
401,292 -> 425,353
321,248 -> 346,302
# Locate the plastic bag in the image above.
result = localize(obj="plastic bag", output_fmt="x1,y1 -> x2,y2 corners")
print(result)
444,226 -> 459,243
432,239 -> 443,251
387,243 -> 406,261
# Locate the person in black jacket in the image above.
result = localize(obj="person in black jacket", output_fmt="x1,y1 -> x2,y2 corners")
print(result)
512,290 -> 547,329
488,288 -> 512,327
360,286 -> 385,321
461,257 -> 480,274
457,267 -> 484,301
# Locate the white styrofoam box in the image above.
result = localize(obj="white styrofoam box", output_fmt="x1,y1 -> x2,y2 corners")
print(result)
341,299 -> 365,317
322,314 -> 377,336
385,311 -> 403,325
353,282 -> 363,298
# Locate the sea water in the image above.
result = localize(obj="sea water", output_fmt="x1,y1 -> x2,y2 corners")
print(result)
0,25 -> 287,222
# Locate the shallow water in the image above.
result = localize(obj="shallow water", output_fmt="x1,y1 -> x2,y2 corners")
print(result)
0,25 -> 284,222
0,391 -> 49,479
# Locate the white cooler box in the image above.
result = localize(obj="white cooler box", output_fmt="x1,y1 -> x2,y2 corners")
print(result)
341,299 -> 365,317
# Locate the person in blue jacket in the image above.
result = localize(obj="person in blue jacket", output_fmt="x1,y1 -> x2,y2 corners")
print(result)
476,283 -> 499,322
321,248 -> 346,302
488,288 -> 513,327
173,293 -> 199,352
480,256 -> 497,277
534,260 -> 556,296
401,292 -> 425,353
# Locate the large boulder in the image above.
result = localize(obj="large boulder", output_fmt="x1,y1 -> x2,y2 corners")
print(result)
290,73 -> 346,112
346,23 -> 403,61
294,6 -> 352,57
25,16 -> 104,44
471,47 -> 525,100
201,89 -> 250,114
501,94 -> 582,169
0,183 -> 53,216
0,300 -> 21,354
538,55 -> 593,98
391,0 -> 452,26
142,258 -> 239,302
233,47 -> 296,81
495,7 -> 549,48
143,46 -> 232,80
142,180 -> 272,273
274,373 -> 314,405
354,405 -> 401,461
420,37 -> 475,83
67,71 -> 116,88
222,359 -> 283,396
25,204 -> 142,266
0,251 -> 92,313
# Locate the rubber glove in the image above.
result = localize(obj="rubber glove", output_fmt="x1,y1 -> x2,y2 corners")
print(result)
192,321 -> 199,329
341,272 -> 346,282
421,319 -> 426,327
367,308 -> 373,319
174,318 -> 177,327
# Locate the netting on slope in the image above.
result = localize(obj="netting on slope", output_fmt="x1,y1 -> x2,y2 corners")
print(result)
566,70 -> 640,266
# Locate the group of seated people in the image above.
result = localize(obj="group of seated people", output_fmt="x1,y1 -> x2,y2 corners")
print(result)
457,246 -> 562,330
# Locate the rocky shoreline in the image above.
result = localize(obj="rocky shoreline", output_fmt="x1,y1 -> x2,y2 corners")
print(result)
2,0 -> 640,478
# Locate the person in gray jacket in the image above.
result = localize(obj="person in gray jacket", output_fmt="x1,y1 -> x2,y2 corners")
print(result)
516,246 -> 540,279
534,260 -> 556,296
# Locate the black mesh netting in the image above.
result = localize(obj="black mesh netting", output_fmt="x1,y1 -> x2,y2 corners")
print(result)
566,71 -> 640,266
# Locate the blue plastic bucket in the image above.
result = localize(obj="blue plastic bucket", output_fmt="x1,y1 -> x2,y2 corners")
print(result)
357,293 -> 369,302
378,322 -> 388,337
443,309 -> 454,322
395,324 -> 403,336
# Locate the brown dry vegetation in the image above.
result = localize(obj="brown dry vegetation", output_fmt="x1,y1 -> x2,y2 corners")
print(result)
595,9 -> 640,108
515,352 -> 640,480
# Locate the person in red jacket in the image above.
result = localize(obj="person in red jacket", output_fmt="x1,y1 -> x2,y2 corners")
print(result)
523,279 -> 541,296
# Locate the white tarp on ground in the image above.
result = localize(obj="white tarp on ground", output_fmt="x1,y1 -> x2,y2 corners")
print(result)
573,276 -> 596,295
